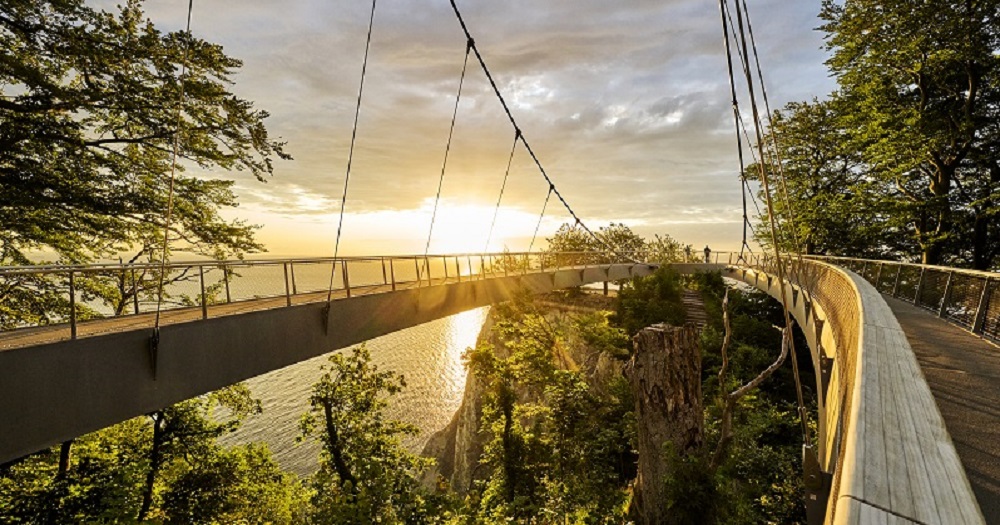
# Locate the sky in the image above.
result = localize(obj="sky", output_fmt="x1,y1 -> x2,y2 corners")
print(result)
128,0 -> 836,257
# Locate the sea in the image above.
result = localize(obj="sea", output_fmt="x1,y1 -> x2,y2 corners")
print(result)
220,307 -> 490,478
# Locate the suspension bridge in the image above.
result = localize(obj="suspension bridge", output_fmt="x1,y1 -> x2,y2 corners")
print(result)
2,0 -> 999,523
2,253 -> 998,524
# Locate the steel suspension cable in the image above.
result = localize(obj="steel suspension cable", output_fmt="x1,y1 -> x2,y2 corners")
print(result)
723,0 -> 805,273
153,0 -> 195,334
326,0 -> 377,303
484,130 -> 520,253
739,0 -> 814,292
729,0 -> 811,445
419,42 -> 472,280
528,186 -> 553,253
717,0 -> 754,262
447,0 -> 633,262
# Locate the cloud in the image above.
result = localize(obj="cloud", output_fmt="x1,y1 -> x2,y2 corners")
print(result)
101,0 -> 835,253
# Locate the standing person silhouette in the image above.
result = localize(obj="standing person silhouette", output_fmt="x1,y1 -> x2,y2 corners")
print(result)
684,245 -> 692,263
703,245 -> 711,263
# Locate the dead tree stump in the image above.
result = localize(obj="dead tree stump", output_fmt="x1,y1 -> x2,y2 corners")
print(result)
626,323 -> 702,525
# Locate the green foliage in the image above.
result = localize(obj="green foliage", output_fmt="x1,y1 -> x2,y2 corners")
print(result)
614,265 -> 686,336
545,222 -> 686,264
572,310 -> 629,358
761,0 -> 1000,268
300,345 -> 444,524
0,0 -> 291,328
462,297 -> 634,523
160,444 -> 308,524
747,99 -> 891,257
1,0 -> 289,263
0,384 -> 307,524
693,272 -> 811,524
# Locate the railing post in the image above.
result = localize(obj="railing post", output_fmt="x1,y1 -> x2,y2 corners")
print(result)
891,265 -> 902,297
200,265 -> 209,318
455,257 -> 462,282
69,271 -> 77,340
938,271 -> 954,318
480,255 -> 485,279
290,262 -> 297,295
875,262 -> 883,290
282,263 -> 291,307
381,257 -> 388,285
914,268 -> 926,305
973,278 -> 992,334
342,261 -> 352,298
425,256 -> 432,284
390,258 -> 397,291
414,258 -> 421,287
443,256 -> 449,280
223,264 -> 232,304
131,268 -> 140,315
467,255 -> 472,278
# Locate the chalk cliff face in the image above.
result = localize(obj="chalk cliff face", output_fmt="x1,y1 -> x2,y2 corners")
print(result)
421,294 -> 623,494
420,315 -> 493,494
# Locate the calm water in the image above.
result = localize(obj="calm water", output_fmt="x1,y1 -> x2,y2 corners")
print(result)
221,307 -> 489,477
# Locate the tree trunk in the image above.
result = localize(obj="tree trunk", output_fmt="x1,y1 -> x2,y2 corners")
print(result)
322,400 -> 358,491
56,440 -> 72,479
626,324 -> 702,525
138,411 -> 165,521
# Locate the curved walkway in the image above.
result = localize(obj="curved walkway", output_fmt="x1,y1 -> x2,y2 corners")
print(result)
885,296 -> 1000,523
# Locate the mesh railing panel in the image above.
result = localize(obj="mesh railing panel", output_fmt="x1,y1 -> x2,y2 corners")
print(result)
981,281 -> 1000,341
743,257 -> 860,519
916,269 -> 949,311
943,275 -> 986,327
896,265 -> 922,301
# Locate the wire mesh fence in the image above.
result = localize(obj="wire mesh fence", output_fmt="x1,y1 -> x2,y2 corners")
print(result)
806,256 -> 999,344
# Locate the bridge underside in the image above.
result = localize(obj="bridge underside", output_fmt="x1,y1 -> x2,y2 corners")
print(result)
0,263 -> 654,464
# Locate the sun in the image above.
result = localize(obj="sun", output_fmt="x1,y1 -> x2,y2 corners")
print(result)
425,200 -> 547,255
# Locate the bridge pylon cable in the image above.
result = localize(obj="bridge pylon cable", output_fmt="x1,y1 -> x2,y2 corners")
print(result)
722,0 -> 807,284
419,42 -> 472,281
326,0 -> 378,304
726,0 -> 811,445
738,0 -> 814,294
528,186 -> 553,253
446,0 -> 634,262
484,130 -> 521,254
717,0 -> 755,262
153,0 -> 195,342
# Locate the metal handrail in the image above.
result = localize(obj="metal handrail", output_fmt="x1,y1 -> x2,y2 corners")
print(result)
802,255 -> 999,342
0,250 -> 659,343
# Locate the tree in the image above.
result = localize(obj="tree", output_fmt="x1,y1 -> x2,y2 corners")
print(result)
750,99 -> 892,257
300,345 -> 441,524
614,266 -> 686,336
462,295 -> 635,523
0,384 -> 306,524
0,0 -> 289,266
819,0 -> 1000,266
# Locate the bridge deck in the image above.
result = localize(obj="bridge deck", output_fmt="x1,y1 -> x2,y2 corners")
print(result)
886,296 -> 1000,523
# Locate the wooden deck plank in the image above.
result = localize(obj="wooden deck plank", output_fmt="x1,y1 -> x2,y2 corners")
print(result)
887,325 -> 940,524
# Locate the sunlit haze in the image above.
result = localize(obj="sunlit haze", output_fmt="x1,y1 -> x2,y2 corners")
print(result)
110,0 -> 836,256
